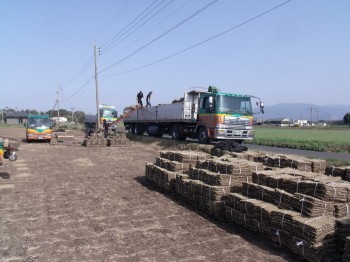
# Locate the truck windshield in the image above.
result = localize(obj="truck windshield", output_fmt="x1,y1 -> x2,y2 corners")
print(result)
101,109 -> 116,117
28,118 -> 51,129
217,96 -> 252,115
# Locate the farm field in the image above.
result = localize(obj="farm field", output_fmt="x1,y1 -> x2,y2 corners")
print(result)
0,127 -> 298,262
251,127 -> 350,153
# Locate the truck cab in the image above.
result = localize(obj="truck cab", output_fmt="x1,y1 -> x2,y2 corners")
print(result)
197,89 -> 254,143
99,104 -> 118,125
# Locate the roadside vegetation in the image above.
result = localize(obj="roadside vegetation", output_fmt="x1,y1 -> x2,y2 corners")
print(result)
250,126 -> 350,154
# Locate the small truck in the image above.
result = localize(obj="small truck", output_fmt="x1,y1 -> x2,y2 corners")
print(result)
123,86 -> 264,144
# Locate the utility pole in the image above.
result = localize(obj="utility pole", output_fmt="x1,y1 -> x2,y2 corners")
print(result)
71,107 -> 75,122
57,88 -> 60,128
308,106 -> 313,123
94,44 -> 101,130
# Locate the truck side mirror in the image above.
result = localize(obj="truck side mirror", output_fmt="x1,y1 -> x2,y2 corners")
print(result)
260,101 -> 265,114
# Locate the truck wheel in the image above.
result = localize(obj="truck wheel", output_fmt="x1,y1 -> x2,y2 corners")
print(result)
172,124 -> 185,141
8,151 -> 17,161
135,125 -> 144,135
130,125 -> 136,134
197,127 -> 210,144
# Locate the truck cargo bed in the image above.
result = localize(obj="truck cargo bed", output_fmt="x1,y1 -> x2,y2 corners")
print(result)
124,101 -> 197,123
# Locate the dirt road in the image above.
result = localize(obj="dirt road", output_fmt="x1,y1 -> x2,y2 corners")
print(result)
0,127 -> 298,262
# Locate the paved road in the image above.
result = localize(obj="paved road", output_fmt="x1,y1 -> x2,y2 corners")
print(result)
244,144 -> 350,161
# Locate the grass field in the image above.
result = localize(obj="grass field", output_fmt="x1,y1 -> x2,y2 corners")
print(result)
251,126 -> 350,153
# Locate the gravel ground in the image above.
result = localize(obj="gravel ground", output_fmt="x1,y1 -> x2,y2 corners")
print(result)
0,127 -> 304,262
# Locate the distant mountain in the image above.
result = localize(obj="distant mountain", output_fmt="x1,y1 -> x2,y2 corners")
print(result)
259,103 -> 350,121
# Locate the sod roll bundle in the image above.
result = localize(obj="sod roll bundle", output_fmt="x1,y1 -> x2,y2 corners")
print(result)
325,165 -> 347,178
311,159 -> 328,173
242,182 -> 275,204
223,192 -> 249,210
175,178 -> 229,219
155,157 -> 190,172
273,188 -> 294,210
278,156 -> 313,172
343,236 -> 350,261
251,170 -> 294,186
344,168 -> 350,182
188,166 -> 248,192
291,193 -> 334,217
178,179 -> 230,201
145,163 -> 178,192
196,159 -> 252,176
271,209 -> 301,233
291,215 -> 335,244
287,236 -> 336,262
218,157 -> 266,173
335,217 -> 350,252
160,150 -> 210,163
334,203 -> 350,218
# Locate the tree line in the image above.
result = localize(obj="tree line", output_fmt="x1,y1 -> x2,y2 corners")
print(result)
4,108 -> 85,124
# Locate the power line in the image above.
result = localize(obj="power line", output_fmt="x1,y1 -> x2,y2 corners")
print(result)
60,76 -> 94,103
100,0 -> 219,74
101,0 -> 293,77
57,0 -> 177,103
59,2 -> 130,96
100,0 -> 191,69
94,0 -> 130,40
101,0 -> 159,50
102,0 -> 174,54
61,56 -> 94,86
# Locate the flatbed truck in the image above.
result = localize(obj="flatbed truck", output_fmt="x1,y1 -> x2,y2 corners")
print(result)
123,86 -> 264,144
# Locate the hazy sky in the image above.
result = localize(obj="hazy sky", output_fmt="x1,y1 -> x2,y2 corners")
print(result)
1,0 -> 349,114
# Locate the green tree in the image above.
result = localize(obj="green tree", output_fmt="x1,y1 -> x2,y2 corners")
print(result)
74,111 -> 85,124
344,113 -> 350,127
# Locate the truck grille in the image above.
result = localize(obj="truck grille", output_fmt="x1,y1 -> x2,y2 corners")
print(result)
224,116 -> 249,125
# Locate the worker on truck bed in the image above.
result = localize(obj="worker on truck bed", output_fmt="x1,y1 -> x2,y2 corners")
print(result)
146,91 -> 152,107
137,91 -> 144,108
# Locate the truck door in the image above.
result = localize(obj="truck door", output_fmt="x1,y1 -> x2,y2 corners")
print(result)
198,95 -> 214,129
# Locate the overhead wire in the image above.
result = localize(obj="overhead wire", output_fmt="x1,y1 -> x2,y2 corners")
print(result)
100,0 -> 190,65
101,0 -> 293,77
59,0 -> 211,104
60,76 -> 95,103
101,0 -> 159,50
61,56 -> 94,86
94,0 -> 130,40
99,0 -> 219,74
59,1 -> 131,104
102,0 -> 174,54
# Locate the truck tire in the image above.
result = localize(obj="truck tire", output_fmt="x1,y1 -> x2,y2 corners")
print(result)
129,124 -> 136,134
135,125 -> 144,135
197,126 -> 210,144
172,124 -> 186,141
